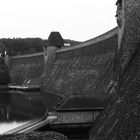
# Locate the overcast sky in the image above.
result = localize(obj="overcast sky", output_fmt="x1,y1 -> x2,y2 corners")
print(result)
0,0 -> 117,41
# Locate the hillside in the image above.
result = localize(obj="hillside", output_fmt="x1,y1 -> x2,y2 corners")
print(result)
0,38 -> 80,56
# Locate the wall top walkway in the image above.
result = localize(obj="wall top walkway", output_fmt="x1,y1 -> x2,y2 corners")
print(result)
12,52 -> 45,59
56,27 -> 118,53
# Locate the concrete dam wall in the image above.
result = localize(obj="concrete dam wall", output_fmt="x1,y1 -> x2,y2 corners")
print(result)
89,0 -> 140,139
10,27 -> 118,97
10,52 -> 44,85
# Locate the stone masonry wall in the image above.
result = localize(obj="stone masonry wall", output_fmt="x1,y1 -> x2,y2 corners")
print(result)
10,53 -> 44,85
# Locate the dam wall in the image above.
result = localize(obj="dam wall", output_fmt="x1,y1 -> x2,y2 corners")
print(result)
9,28 -> 118,96
42,28 -> 118,96
10,52 -> 45,85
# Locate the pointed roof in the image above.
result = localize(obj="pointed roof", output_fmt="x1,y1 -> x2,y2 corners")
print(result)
47,32 -> 64,48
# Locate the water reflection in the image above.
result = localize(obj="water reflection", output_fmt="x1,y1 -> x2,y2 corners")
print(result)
0,90 -> 45,121
0,90 -> 61,134
0,90 -> 11,121
0,121 -> 28,134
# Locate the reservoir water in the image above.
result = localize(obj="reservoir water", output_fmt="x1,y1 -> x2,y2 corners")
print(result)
0,90 -> 61,134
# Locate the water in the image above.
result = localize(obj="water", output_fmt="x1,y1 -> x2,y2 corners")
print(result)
0,121 -> 28,134
0,90 -> 61,134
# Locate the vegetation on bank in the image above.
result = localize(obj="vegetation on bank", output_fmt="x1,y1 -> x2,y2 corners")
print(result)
0,38 -> 80,56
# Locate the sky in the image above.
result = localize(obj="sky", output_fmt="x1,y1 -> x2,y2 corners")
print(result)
0,0 -> 117,41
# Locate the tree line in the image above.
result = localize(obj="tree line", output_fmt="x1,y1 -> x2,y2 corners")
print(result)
0,38 -> 80,56
0,38 -> 45,56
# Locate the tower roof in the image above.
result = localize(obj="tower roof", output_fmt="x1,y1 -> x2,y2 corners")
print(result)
47,32 -> 64,48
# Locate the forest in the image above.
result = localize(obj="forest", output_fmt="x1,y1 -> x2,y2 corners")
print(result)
0,38 -> 80,56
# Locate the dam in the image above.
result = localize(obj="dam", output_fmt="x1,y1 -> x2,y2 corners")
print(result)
0,27 -> 117,139
1,0 -> 140,139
